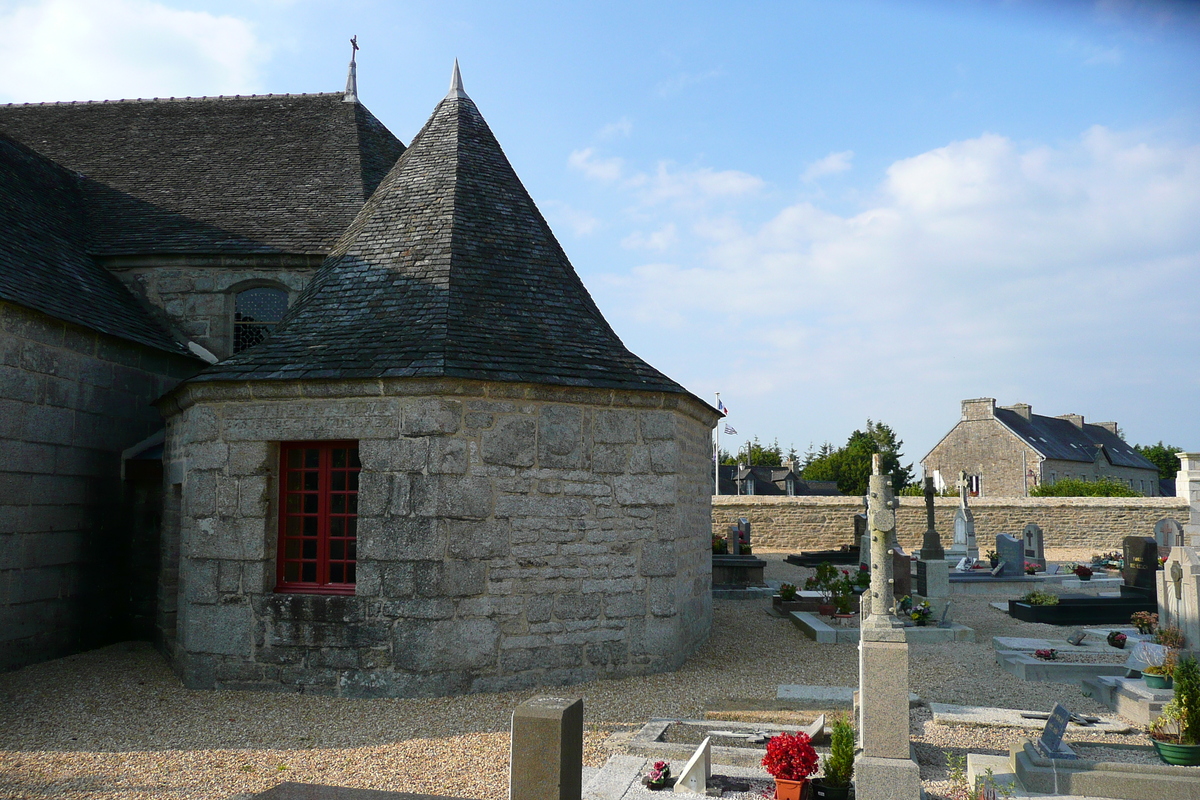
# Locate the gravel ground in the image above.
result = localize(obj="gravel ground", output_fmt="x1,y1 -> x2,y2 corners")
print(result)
0,551 -> 1161,800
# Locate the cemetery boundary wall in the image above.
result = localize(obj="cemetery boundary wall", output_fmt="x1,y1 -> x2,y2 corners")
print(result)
712,495 -> 1188,553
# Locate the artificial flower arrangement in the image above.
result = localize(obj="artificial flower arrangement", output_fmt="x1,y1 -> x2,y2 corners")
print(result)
642,760 -> 671,789
1034,648 -> 1059,661
1131,611 -> 1158,635
1073,564 -> 1093,579
1024,561 -> 1039,576
909,599 -> 933,627
1107,630 -> 1128,649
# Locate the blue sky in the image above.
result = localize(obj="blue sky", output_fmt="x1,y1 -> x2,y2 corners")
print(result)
2,0 -> 1199,469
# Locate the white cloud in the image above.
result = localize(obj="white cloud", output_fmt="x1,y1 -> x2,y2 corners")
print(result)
621,223 -> 677,251
655,68 -> 722,97
639,162 -> 764,207
598,117 -> 632,140
0,0 -> 266,103
568,147 -> 625,182
801,150 -> 854,182
596,126 -> 1200,455
544,201 -> 601,237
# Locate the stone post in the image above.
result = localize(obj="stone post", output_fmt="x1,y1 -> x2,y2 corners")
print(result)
510,696 -> 583,800
1177,453 -> 1200,547
856,456 -> 921,800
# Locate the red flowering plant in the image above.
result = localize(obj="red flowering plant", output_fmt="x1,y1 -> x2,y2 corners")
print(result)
1073,564 -> 1093,579
761,731 -> 819,781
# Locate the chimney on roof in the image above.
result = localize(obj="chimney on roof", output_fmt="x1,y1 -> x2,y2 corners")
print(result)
1093,421 -> 1119,435
1056,414 -> 1085,429
344,35 -> 359,103
961,398 -> 996,421
1001,402 -> 1032,420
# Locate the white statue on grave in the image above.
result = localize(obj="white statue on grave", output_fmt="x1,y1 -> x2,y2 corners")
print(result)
947,471 -> 978,561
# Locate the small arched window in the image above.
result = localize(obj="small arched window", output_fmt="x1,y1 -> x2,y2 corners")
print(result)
233,287 -> 288,353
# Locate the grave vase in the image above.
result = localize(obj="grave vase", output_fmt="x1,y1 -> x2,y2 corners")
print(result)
773,777 -> 808,800
811,780 -> 851,800
1151,739 -> 1200,766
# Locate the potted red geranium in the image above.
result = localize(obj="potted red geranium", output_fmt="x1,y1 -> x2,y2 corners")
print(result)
762,730 -> 819,800
1073,564 -> 1093,581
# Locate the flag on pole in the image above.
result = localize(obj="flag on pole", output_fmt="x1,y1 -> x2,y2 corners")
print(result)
717,399 -> 729,416
724,424 -> 737,436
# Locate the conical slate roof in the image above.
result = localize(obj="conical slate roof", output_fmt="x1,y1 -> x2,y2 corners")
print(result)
195,68 -> 686,394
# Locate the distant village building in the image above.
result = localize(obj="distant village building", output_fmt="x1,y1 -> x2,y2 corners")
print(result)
1,63 -> 718,694
714,464 -> 841,496
922,398 -> 1160,497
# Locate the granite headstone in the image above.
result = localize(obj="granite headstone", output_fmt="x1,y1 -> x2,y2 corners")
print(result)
996,534 -> 1024,578
1123,536 -> 1158,592
1036,703 -> 1078,760
1023,524 -> 1046,572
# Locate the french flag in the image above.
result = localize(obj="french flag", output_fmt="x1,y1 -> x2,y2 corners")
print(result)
717,399 -> 729,416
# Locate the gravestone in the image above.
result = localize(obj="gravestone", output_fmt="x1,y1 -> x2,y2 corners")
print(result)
1035,703 -> 1078,759
948,471 -> 978,561
1122,536 -> 1158,592
918,476 -> 944,560
1066,630 -> 1087,646
996,534 -> 1024,578
893,546 -> 912,601
1022,524 -> 1046,572
673,736 -> 710,794
1158,546 -> 1199,652
510,696 -> 583,800
915,477 -> 950,619
1155,518 -> 1184,560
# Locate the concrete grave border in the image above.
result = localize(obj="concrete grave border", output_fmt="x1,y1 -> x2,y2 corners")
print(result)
790,611 -> 974,644
994,650 -> 1128,684
1011,739 -> 1200,800
621,718 -> 825,768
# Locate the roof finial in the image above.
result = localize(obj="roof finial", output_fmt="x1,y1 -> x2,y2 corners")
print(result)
447,58 -> 468,100
344,36 -> 359,103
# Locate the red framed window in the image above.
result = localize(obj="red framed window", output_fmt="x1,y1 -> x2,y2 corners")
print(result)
277,441 -> 360,594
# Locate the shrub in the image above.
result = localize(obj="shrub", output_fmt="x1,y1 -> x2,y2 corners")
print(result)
1022,590 -> 1059,606
822,716 -> 855,788
1030,477 -> 1141,497
779,583 -> 798,601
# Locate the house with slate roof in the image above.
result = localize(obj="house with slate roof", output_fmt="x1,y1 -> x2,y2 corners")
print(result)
922,398 -> 1160,497
714,465 -> 840,496
0,67 -> 406,671
152,64 -> 719,697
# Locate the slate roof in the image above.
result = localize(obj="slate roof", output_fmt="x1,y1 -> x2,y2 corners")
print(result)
0,133 -> 187,354
994,408 -> 1156,470
0,94 -> 405,255
194,77 -> 688,394
716,465 -> 841,496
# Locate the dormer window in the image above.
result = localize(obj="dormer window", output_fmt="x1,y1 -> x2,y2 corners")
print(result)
234,287 -> 288,353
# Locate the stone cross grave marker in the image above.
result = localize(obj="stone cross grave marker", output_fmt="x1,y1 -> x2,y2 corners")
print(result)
1158,546 -> 1199,651
1155,518 -> 1184,553
919,476 -> 944,560
1123,536 -> 1159,593
673,736 -> 711,794
996,534 -> 1023,578
1023,524 -> 1046,572
1036,703 -> 1078,760
949,471 -> 978,560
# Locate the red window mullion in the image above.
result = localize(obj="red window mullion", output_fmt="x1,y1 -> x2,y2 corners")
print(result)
317,446 -> 331,586
277,441 -> 357,595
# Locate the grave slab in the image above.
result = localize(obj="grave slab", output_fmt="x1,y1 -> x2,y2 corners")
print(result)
250,785 -> 477,800
992,636 -> 1096,652
995,651 -> 1128,685
1012,739 -> 1200,800
622,718 -> 824,768
1080,676 -> 1174,727
583,755 -> 646,800
775,684 -> 920,709
790,611 -> 974,643
929,703 -> 1131,734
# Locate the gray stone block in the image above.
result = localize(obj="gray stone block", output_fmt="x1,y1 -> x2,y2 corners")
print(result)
445,519 -> 510,559
510,696 -> 584,800
854,754 -> 921,800
592,445 -> 629,473
538,405 -> 583,469
411,475 -> 492,520
482,416 -> 536,466
614,475 -> 676,506
361,517 -> 444,561
402,399 -> 461,436
554,594 -> 602,620
593,411 -> 637,444
394,618 -> 499,671
428,438 -> 468,474
639,542 -> 678,577
184,603 -> 251,656
859,639 -> 911,760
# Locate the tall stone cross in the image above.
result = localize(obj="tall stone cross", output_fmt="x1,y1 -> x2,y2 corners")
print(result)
920,476 -> 944,561
957,470 -> 970,506
863,455 -> 904,630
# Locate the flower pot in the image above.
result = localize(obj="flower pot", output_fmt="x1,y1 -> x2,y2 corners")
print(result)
817,604 -> 836,617
810,780 -> 851,800
1144,674 -> 1174,690
774,777 -> 809,800
1151,738 -> 1200,766
989,559 -> 999,569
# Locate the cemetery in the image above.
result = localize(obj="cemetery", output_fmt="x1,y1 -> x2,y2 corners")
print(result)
1,454 -> 1198,799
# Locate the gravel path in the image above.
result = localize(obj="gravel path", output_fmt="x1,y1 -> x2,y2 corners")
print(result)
0,551 -> 1159,800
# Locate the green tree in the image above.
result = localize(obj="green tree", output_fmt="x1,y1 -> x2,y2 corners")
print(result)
1134,441 -> 1183,482
719,436 -> 795,466
1030,477 -> 1141,497
800,420 -> 913,495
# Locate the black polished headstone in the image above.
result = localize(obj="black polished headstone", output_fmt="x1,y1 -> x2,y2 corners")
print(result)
1122,536 -> 1158,591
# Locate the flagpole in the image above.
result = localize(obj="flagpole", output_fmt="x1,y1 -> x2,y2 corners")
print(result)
714,392 -> 721,495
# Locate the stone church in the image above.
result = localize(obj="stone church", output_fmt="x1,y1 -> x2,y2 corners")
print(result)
0,64 -> 718,695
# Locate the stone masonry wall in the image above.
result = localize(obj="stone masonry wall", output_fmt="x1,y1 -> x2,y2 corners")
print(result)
924,417 -> 1043,497
713,495 -> 1188,553
160,379 -> 716,697
0,301 -> 198,670
104,255 -> 322,361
